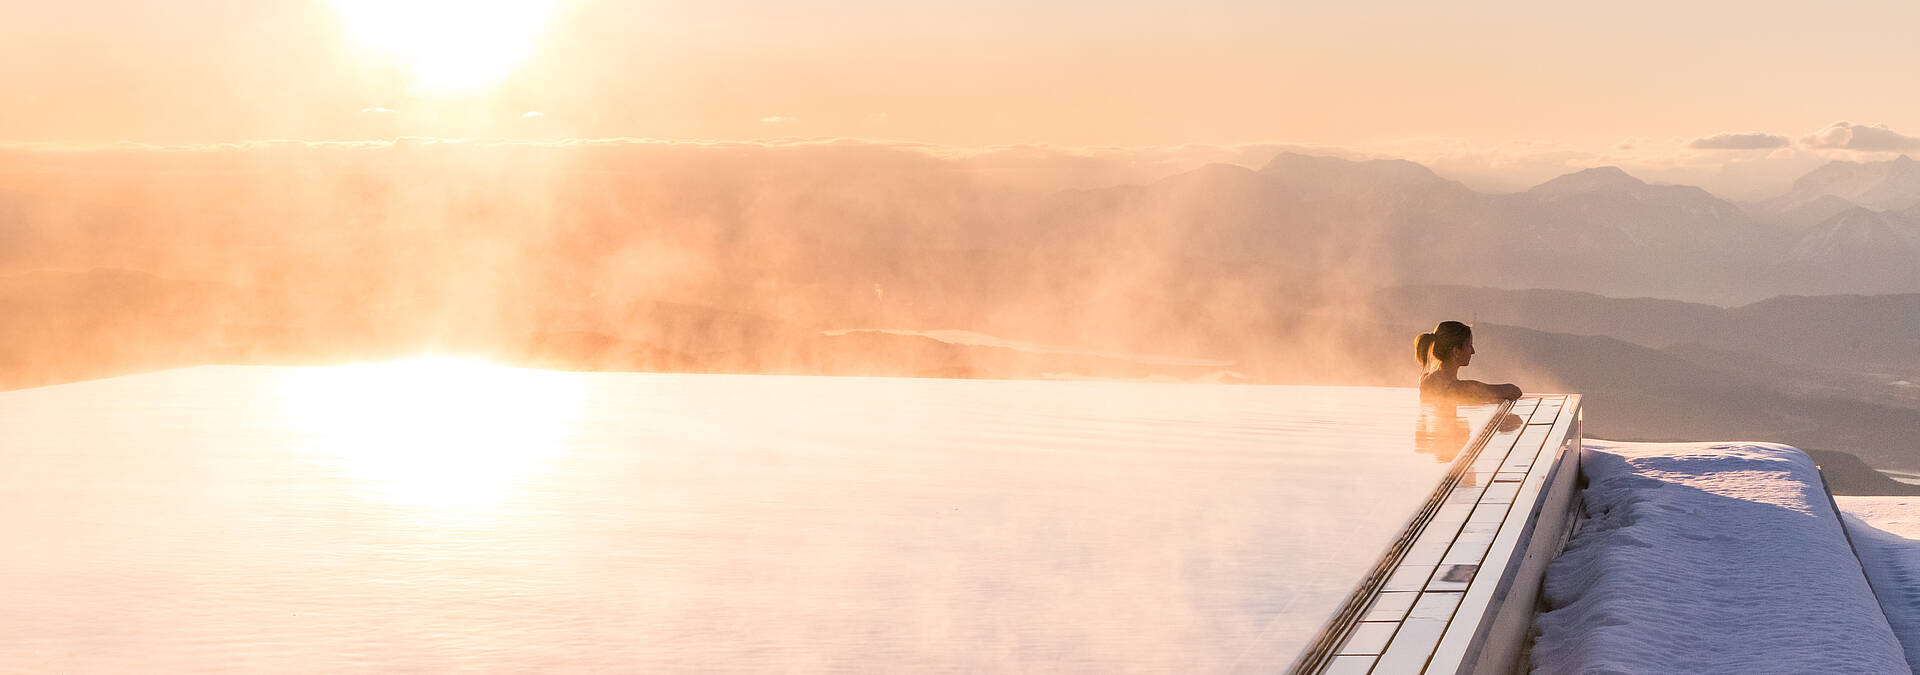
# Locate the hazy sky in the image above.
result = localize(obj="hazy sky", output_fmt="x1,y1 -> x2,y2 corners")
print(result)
5,0 -> 1919,195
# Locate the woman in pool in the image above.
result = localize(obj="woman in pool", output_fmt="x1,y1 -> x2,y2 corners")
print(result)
1417,321 -> 1522,402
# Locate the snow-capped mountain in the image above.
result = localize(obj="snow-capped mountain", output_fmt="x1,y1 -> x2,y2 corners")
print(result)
1073,153 -> 1920,301
1789,206 -> 1920,263
1759,155 -> 1920,215
1497,166 -> 1752,253
1767,194 -> 1862,229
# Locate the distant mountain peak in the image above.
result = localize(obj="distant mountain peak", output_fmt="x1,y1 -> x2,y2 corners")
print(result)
1829,205 -> 1889,223
1768,193 -> 1864,228
1581,165 -> 1634,178
1798,155 -> 1920,185
1816,205 -> 1920,233
1528,166 -> 1647,195
1171,162 -> 1258,180
1776,154 -> 1920,212
1257,152 -> 1448,186
1786,204 -> 1920,261
1149,162 -> 1263,190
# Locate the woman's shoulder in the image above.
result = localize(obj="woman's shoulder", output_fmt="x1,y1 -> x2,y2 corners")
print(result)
1421,372 -> 1510,402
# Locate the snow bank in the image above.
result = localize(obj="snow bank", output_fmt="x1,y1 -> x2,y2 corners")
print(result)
1532,441 -> 1909,674
1840,496 -> 1920,672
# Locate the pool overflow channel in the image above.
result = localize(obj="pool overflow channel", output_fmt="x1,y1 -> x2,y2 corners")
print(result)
1289,395 -> 1584,675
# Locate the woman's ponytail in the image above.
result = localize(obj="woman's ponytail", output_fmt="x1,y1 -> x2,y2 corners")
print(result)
1415,332 -> 1436,367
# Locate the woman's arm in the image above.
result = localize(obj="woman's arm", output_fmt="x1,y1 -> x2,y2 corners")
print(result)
1455,379 -> 1522,402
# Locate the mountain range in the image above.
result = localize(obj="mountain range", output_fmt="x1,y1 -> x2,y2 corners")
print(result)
1078,152 -> 1920,305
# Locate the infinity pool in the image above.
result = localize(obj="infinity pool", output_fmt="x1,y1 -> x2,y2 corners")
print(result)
0,362 -> 1500,672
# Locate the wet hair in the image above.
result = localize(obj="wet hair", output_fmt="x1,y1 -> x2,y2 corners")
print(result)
1415,321 -> 1473,371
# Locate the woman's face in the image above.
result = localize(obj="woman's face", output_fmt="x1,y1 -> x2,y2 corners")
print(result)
1454,337 -> 1474,367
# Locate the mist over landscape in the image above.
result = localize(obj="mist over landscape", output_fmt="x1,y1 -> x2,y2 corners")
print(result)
5,138 -> 1919,489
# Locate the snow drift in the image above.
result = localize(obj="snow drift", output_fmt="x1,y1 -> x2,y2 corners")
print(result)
1840,497 -> 1920,673
1532,441 -> 1908,674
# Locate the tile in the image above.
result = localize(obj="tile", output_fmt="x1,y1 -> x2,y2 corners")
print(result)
1373,617 -> 1448,673
1513,424 -> 1551,447
1409,591 -> 1464,620
1385,565 -> 1434,592
1481,481 -> 1521,503
1337,621 -> 1399,655
1432,503 -> 1472,525
1468,502 -> 1509,523
1500,444 -> 1539,464
1477,440 -> 1510,458
1457,521 -> 1498,538
1480,422 -> 1523,445
1493,472 -> 1526,482
1426,564 -> 1477,591
1364,591 -> 1417,621
1321,655 -> 1377,675
1441,532 -> 1495,565
1444,486 -> 1482,504
1403,527 -> 1457,567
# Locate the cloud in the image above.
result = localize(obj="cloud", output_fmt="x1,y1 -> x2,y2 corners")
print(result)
360,107 -> 396,114
521,111 -> 544,118
1687,132 -> 1789,150
1800,122 -> 1920,151
760,116 -> 797,124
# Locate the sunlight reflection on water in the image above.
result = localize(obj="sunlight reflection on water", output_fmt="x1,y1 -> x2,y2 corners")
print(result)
274,357 -> 586,524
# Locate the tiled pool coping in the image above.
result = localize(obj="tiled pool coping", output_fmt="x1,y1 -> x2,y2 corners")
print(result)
1293,395 -> 1584,675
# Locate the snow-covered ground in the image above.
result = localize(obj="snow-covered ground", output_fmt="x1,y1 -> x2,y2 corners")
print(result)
1532,441 -> 1910,674
1840,496 -> 1920,673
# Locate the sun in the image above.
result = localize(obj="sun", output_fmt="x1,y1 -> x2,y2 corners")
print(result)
331,0 -> 558,94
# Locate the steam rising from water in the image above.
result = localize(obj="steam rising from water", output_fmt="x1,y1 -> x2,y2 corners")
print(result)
0,139 -> 1560,392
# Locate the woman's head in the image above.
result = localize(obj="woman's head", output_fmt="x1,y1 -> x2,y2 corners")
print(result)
1416,321 -> 1474,371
